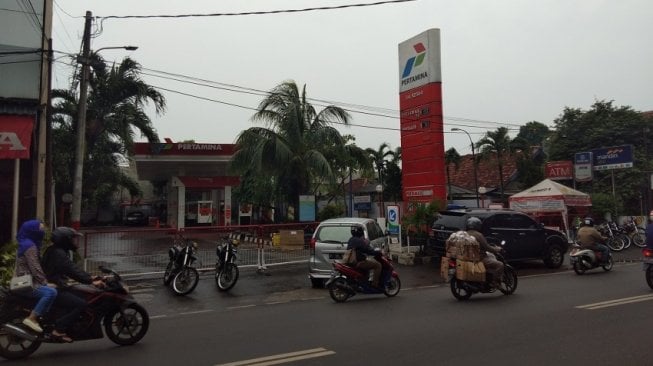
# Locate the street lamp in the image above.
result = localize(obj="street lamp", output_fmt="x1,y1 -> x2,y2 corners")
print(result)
376,184 -> 384,218
451,127 -> 479,207
70,11 -> 138,229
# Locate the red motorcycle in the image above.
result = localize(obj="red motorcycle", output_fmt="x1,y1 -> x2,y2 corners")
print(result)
0,266 -> 149,360
326,250 -> 401,302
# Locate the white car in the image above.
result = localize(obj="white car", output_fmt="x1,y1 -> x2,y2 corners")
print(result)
308,217 -> 387,288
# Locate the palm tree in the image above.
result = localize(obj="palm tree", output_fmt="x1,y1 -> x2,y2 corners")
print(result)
230,80 -> 351,219
444,147 -> 461,203
365,142 -> 395,192
476,127 -> 512,199
51,55 -> 166,209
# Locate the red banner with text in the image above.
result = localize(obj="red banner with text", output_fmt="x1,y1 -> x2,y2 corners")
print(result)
0,114 -> 35,159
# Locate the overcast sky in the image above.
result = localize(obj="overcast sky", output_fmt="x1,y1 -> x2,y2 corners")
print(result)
51,0 -> 653,155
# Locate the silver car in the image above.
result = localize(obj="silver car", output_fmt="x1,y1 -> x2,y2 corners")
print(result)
308,217 -> 387,288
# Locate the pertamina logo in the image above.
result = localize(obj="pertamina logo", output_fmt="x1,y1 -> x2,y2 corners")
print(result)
401,42 -> 428,86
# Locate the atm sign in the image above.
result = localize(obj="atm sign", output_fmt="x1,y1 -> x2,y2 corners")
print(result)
545,161 -> 573,180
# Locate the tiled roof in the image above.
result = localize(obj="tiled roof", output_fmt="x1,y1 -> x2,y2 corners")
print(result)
446,153 -> 518,192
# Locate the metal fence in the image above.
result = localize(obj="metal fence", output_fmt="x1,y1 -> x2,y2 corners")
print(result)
80,223 -> 318,278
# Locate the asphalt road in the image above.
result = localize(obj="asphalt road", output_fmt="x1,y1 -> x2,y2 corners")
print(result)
6,257 -> 652,365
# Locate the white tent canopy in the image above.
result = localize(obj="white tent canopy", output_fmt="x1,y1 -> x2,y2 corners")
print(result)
509,179 -> 591,238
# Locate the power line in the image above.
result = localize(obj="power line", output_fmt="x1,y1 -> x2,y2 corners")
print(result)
96,0 -> 417,20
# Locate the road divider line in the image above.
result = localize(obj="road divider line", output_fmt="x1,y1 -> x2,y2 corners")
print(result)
215,347 -> 334,366
576,294 -> 653,310
179,309 -> 214,315
227,304 -> 257,310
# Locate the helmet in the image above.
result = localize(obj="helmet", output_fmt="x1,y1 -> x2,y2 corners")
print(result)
583,217 -> 594,227
350,225 -> 364,238
51,226 -> 83,251
465,217 -> 483,231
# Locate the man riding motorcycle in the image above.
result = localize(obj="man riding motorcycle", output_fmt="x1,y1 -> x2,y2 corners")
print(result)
41,227 -> 105,342
576,217 -> 610,263
465,217 -> 504,287
346,225 -> 382,288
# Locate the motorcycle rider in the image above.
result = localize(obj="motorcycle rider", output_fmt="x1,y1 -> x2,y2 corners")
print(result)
465,217 -> 504,287
41,227 -> 105,342
346,225 -> 382,288
576,217 -> 610,264
646,212 -> 653,249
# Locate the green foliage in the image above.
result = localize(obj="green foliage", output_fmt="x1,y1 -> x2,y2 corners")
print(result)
589,192 -> 624,221
317,204 -> 346,221
383,161 -> 402,202
230,80 -> 351,219
548,100 -> 653,214
402,199 -> 443,235
476,127 -> 512,198
0,241 -> 17,287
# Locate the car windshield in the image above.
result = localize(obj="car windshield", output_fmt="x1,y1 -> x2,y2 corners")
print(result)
316,225 -> 352,243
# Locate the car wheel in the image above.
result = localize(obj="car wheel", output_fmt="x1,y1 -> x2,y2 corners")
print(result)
543,244 -> 564,269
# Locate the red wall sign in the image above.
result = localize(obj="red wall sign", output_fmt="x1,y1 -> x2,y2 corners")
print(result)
0,115 -> 35,159
545,161 -> 573,180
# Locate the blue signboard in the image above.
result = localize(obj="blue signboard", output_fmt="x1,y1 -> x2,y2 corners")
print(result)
591,145 -> 633,171
387,205 -> 400,235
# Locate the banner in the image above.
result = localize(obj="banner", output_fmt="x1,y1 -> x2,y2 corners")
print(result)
0,115 -> 35,159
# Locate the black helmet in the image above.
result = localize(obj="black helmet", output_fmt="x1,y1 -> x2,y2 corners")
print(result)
51,226 -> 83,251
583,217 -> 594,227
465,217 -> 483,231
350,225 -> 364,238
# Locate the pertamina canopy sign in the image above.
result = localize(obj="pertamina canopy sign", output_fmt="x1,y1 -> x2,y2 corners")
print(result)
592,145 -> 633,171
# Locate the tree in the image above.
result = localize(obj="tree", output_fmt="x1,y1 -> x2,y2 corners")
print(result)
444,147 -> 461,203
511,121 -> 549,188
51,56 -> 166,217
365,143 -> 397,200
230,80 -> 351,220
383,146 -> 402,202
476,127 -> 513,199
548,100 -> 653,214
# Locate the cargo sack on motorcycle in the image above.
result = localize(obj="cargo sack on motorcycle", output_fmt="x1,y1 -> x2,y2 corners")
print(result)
456,260 -> 486,282
445,231 -> 481,261
440,256 -> 451,281
342,249 -> 357,265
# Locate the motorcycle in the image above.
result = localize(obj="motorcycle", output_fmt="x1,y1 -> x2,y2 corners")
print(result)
0,266 -> 149,360
622,217 -> 647,248
215,236 -> 240,291
642,248 -> 653,289
326,250 -> 401,303
596,222 -> 626,252
569,242 -> 613,275
448,244 -> 518,301
163,232 -> 200,296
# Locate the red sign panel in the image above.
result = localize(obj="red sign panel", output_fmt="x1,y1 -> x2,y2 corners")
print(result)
400,82 -> 446,203
545,161 -> 573,180
0,115 -> 35,159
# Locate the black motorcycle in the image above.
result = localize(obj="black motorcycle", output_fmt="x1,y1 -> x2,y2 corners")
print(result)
0,266 -> 149,360
163,233 -> 200,296
448,242 -> 518,300
215,236 -> 239,291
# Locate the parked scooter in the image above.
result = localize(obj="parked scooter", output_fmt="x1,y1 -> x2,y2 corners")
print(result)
215,236 -> 240,291
163,232 -> 200,296
326,249 -> 401,302
0,266 -> 149,360
642,248 -> 653,289
448,242 -> 518,300
569,242 -> 613,275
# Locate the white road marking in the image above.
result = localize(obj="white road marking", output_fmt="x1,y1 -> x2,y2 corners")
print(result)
214,347 -> 335,366
227,304 -> 257,310
179,309 -> 214,315
150,315 -> 167,319
576,294 -> 653,310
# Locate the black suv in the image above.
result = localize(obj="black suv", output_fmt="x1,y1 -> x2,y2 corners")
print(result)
429,209 -> 568,268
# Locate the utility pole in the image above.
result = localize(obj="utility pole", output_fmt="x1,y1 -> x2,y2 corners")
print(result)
71,11 -> 92,229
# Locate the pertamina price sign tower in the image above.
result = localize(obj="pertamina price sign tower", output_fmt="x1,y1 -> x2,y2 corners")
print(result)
398,29 -> 446,210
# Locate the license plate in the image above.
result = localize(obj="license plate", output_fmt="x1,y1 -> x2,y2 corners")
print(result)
329,253 -> 343,259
